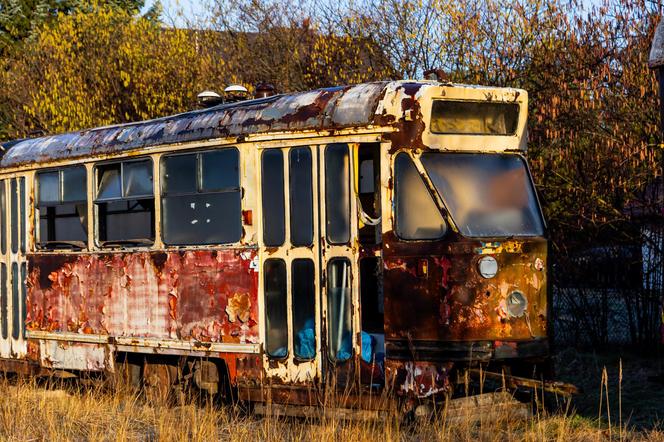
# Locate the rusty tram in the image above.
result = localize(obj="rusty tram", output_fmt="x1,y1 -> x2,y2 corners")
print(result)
0,80 -> 558,412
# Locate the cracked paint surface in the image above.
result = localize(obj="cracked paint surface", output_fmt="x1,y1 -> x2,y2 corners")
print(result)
25,249 -> 259,344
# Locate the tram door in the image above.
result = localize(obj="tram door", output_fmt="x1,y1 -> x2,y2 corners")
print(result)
0,177 -> 27,358
317,143 -> 360,387
260,146 -> 321,384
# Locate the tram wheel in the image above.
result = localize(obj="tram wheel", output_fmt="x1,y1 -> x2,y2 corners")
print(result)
142,361 -> 178,404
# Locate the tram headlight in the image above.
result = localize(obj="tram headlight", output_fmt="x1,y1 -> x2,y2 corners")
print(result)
477,256 -> 498,279
505,291 -> 528,318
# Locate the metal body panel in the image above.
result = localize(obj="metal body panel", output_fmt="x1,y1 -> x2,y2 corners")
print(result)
26,249 -> 260,344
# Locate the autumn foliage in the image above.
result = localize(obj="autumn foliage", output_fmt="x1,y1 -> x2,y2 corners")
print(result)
0,0 -> 662,253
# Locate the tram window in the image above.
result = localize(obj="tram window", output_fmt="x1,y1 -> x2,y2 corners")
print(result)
161,149 -> 241,245
261,150 -> 285,247
96,159 -> 154,246
325,144 -> 350,244
0,182 -> 5,254
19,178 -> 25,253
0,264 -> 5,340
162,154 -> 196,194
289,147 -> 313,247
327,258 -> 352,361
10,180 -> 17,254
359,160 -> 374,194
292,259 -> 315,360
11,263 -> 18,340
264,259 -> 288,358
36,166 -> 88,249
202,150 -> 239,190
394,153 -> 446,240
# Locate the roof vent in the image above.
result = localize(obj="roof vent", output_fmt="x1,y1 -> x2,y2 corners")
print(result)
197,90 -> 223,108
423,68 -> 447,82
224,85 -> 249,103
255,82 -> 276,98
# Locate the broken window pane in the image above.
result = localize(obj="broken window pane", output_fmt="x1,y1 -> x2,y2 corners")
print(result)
201,150 -> 239,191
289,147 -> 313,247
327,258 -> 352,361
38,171 -> 59,204
98,199 -> 154,243
96,159 -> 154,246
394,153 -> 446,240
261,150 -> 285,247
123,160 -> 153,197
161,149 -> 242,246
97,164 -> 121,200
264,259 -> 288,358
293,259 -> 315,360
37,167 -> 88,248
161,154 -> 196,195
325,144 -> 350,244
62,166 -> 86,202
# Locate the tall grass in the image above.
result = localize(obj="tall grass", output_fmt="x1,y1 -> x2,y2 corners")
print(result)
0,375 -> 659,441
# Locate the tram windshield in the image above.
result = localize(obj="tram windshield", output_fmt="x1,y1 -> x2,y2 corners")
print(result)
420,153 -> 544,238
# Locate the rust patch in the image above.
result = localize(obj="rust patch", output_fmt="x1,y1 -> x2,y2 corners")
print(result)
26,249 -> 259,344
225,293 -> 251,323
383,232 -> 548,343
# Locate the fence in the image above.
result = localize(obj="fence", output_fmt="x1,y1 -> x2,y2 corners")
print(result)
551,234 -> 663,348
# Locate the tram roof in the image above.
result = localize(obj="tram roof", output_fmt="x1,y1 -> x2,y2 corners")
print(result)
0,80 -> 524,168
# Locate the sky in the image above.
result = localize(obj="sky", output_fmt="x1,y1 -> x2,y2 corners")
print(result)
144,0 -> 603,28
143,0 -> 213,27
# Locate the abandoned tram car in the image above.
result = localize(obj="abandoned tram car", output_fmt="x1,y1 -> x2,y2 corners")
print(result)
0,81 -> 551,407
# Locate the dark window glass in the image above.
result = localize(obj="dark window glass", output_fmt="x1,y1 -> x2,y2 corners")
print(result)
325,144 -> 350,244
161,155 -> 197,194
264,259 -> 288,358
161,149 -> 242,246
394,153 -> 446,240
0,182 -> 5,254
359,159 -> 375,194
62,167 -> 86,202
1,264 -> 6,340
261,150 -> 285,247
430,100 -> 519,135
10,180 -> 17,254
19,178 -> 25,253
11,263 -> 18,340
20,263 -> 25,341
360,257 -> 383,333
289,148 -> 313,247
162,193 -> 241,245
327,258 -> 352,361
292,259 -> 315,360
201,150 -> 239,191
96,160 -> 154,246
37,166 -> 88,249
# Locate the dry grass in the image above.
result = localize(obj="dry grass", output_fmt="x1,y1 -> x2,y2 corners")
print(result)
0,375 -> 660,442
